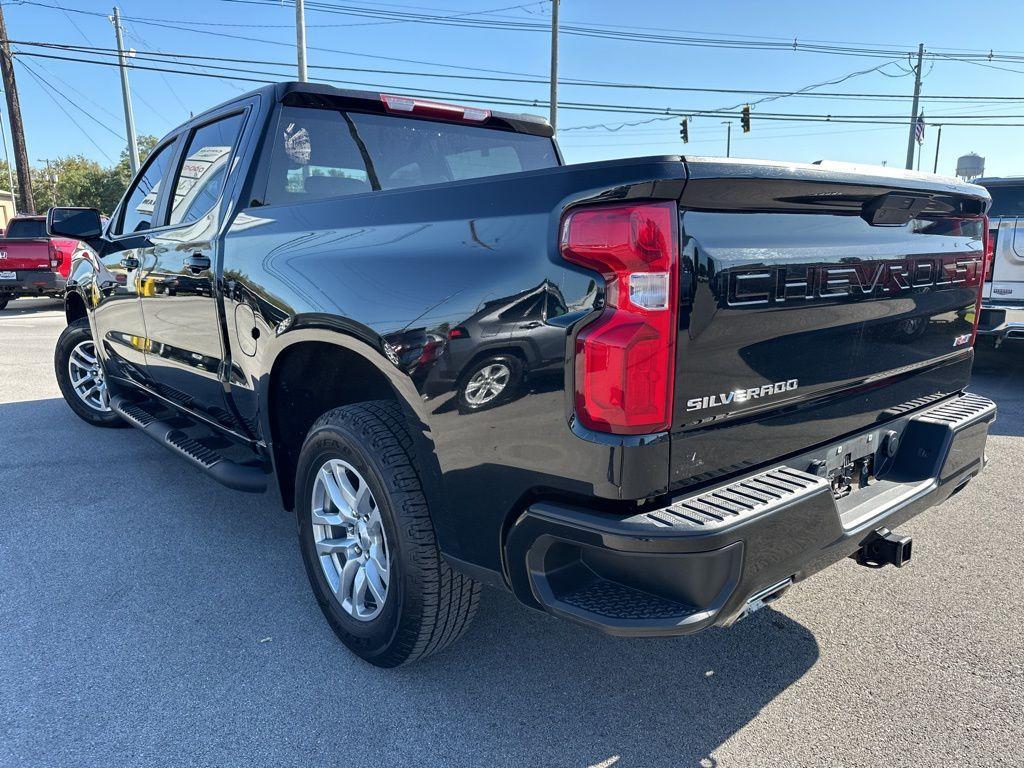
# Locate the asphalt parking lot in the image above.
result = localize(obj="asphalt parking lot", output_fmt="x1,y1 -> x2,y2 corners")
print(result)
1,297 -> 1022,768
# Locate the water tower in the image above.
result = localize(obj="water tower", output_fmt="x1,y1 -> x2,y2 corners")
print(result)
956,153 -> 985,181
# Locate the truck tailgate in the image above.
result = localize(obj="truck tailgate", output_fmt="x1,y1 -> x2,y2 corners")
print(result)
671,158 -> 988,490
0,239 -> 52,272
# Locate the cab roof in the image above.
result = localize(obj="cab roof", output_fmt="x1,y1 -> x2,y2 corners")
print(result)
198,81 -> 554,139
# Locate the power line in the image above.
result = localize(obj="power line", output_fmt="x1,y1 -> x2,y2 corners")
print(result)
14,2 -> 549,80
6,39 -> 1024,104
17,56 -> 121,121
12,48 -> 1024,129
17,46 -> 1024,121
222,0 -> 1024,65
16,57 -> 117,162
20,0 -> 1024,69
561,124 -> 905,148
560,61 -> 905,132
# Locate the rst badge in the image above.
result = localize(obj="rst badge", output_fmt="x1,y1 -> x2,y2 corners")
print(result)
687,379 -> 799,412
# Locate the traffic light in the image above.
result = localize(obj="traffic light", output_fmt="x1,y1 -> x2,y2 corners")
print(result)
679,117 -> 689,144
741,104 -> 751,133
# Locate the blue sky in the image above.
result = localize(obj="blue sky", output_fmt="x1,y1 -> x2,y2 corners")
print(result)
4,0 -> 1024,176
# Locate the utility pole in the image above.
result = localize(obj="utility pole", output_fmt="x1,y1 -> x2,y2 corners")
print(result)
295,0 -> 308,82
932,124 -> 943,174
722,121 -> 731,157
0,106 -> 17,210
41,158 -> 57,207
904,43 -> 924,170
0,4 -> 34,214
111,7 -> 139,175
549,0 -> 559,132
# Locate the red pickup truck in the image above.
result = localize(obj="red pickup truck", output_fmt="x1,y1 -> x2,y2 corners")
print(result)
0,215 -> 79,310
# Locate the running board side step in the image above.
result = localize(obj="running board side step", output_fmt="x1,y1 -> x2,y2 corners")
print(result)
111,393 -> 269,493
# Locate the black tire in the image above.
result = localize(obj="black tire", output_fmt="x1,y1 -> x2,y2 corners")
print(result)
54,318 -> 125,428
457,354 -> 523,412
296,400 -> 480,667
0,297 -> 9,311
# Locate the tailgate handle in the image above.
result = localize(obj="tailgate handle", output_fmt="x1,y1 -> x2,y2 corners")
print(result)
861,192 -> 933,226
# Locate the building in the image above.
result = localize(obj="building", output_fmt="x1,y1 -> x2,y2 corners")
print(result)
0,189 -> 15,231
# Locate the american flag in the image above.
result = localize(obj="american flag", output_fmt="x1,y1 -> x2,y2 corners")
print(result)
915,113 -> 926,145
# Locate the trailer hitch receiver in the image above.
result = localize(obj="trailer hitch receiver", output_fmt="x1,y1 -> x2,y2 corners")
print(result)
854,528 -> 913,568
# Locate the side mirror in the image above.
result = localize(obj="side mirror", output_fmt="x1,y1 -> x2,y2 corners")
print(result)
47,207 -> 104,240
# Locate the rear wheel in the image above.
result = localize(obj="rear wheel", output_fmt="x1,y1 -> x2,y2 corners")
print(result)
0,297 -> 9,311
295,400 -> 480,667
54,318 -> 124,428
457,354 -> 522,412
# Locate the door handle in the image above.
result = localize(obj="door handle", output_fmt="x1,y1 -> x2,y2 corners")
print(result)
119,255 -> 140,270
185,253 -> 211,274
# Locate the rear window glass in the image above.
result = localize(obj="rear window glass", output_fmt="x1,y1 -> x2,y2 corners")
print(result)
982,184 -> 1024,218
262,105 -> 557,204
5,219 -> 46,238
348,111 -> 557,189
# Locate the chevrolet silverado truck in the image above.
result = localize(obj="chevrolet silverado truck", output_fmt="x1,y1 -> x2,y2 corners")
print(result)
49,83 -> 996,667
0,215 -> 80,310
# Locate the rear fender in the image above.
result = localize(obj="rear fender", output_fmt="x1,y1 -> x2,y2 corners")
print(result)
258,319 -> 449,542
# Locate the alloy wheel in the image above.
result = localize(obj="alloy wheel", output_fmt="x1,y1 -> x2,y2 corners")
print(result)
310,459 -> 390,622
68,340 -> 111,412
464,362 -> 511,406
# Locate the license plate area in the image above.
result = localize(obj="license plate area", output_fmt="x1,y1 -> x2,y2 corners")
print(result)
807,430 -> 887,500
0,271 -> 16,280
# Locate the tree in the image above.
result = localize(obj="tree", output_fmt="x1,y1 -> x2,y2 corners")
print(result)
0,134 -> 159,215
31,156 -> 109,211
108,134 -> 158,197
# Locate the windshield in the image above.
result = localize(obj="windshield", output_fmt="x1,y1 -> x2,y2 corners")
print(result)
982,184 -> 1024,218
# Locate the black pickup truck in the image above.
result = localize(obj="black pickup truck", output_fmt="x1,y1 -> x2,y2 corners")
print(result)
50,83 -> 996,667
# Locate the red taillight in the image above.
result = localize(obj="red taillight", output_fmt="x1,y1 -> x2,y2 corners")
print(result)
48,242 -> 62,269
984,226 -> 997,283
561,201 -> 679,435
971,216 -> 991,346
380,94 -> 490,122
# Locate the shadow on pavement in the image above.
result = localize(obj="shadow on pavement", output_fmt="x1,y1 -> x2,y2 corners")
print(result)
0,397 -> 819,767
971,343 -> 1024,437
0,297 -> 64,317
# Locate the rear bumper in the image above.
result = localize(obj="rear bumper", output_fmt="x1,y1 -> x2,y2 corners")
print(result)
504,392 -> 996,637
977,301 -> 1024,342
0,270 -> 64,298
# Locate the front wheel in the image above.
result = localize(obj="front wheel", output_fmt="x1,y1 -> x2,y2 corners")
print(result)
295,401 -> 480,667
54,319 -> 124,428
0,297 -> 9,311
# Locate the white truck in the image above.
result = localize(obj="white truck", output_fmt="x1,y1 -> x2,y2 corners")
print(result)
976,177 -> 1024,346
